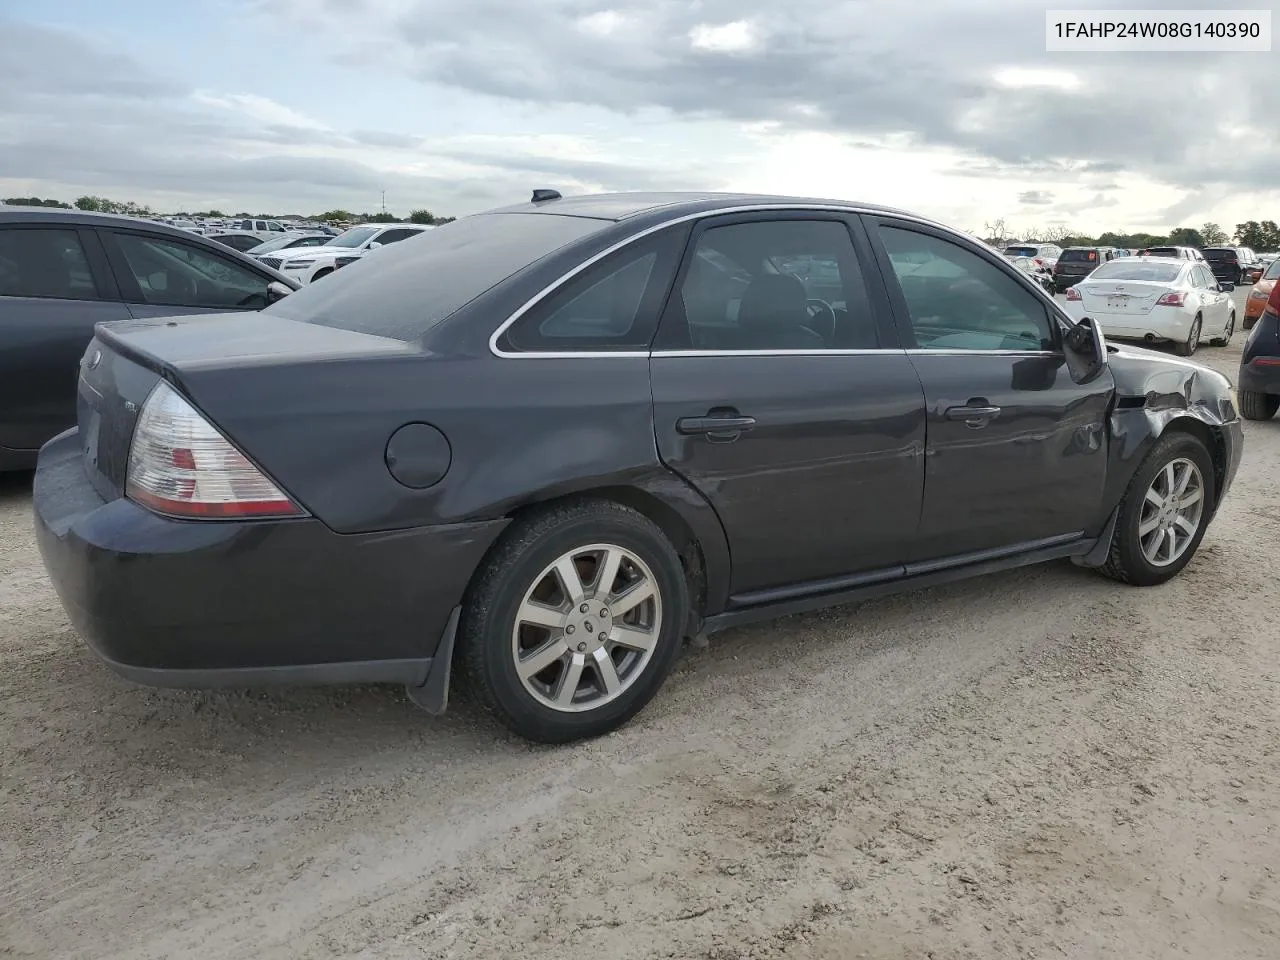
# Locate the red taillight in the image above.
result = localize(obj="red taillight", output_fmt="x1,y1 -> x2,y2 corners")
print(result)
1065,287 -> 1081,301
126,381 -> 304,520
1266,282 -> 1280,318
1034,257 -> 1044,266
1156,291 -> 1186,307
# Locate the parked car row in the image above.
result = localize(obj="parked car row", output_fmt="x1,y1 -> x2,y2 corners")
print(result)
17,190 -> 1246,744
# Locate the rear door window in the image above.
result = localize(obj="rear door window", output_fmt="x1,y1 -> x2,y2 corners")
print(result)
0,227 -> 101,301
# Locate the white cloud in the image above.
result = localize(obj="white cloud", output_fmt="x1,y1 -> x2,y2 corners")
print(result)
992,68 -> 1082,92
689,21 -> 760,54
576,10 -> 630,37
192,92 -> 331,131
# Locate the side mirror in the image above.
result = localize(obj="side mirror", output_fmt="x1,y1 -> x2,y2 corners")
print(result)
1062,316 -> 1108,384
1219,281 -> 1235,292
266,280 -> 293,303
367,241 -> 382,250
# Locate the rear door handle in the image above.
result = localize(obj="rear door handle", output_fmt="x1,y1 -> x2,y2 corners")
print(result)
676,415 -> 757,440
944,404 -> 1002,426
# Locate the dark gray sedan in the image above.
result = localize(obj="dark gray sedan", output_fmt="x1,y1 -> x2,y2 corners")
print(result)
32,191 -> 1243,743
0,208 -> 297,470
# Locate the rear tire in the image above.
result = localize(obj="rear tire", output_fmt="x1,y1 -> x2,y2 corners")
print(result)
1209,311 -> 1235,347
1174,315 -> 1202,356
458,500 -> 689,744
1239,390 -> 1280,421
1098,431 -> 1216,587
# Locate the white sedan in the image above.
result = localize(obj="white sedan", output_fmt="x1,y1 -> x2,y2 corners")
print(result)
259,223 -> 434,284
1063,256 -> 1236,356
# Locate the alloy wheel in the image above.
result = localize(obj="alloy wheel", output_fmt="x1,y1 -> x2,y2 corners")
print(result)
511,543 -> 663,712
1138,458 -> 1205,567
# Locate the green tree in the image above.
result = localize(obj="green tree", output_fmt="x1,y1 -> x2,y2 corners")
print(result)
1235,220 -> 1280,250
408,208 -> 437,224
1200,222 -> 1228,245
317,209 -> 355,222
365,212 -> 400,223
3,196 -> 69,207
1168,226 -> 1205,248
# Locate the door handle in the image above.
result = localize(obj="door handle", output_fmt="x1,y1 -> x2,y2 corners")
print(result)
676,414 -> 757,440
944,404 -> 1002,426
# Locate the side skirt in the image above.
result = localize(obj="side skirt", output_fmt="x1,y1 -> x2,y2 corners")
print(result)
702,530 -> 1103,635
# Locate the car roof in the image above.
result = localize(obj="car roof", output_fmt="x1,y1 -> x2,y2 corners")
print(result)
0,206 -> 224,243
481,191 -> 913,223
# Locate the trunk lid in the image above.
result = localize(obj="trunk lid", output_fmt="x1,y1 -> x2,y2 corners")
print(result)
1078,280 -> 1168,315
76,313 -> 416,504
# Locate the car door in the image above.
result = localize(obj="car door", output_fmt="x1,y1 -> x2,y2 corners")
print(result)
650,212 -> 927,597
862,216 -> 1114,563
98,228 -> 280,319
1193,264 -> 1229,332
0,224 -> 129,453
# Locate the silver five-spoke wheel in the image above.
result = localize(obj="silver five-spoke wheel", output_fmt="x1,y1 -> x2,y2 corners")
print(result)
512,544 -> 663,712
1138,457 -> 1204,567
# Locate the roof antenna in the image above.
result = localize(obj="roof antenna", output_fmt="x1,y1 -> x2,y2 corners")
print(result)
531,188 -> 562,203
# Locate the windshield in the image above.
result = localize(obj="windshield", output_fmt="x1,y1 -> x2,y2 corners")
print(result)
1060,249 -> 1099,262
1089,260 -> 1182,282
1265,259 -> 1280,280
269,213 -> 608,340
326,226 -> 379,248
1003,246 -> 1038,257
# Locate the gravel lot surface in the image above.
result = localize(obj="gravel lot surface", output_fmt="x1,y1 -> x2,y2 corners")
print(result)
2,289 -> 1277,959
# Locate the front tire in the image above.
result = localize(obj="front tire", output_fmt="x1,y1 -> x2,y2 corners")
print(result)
1098,431 -> 1215,587
1174,315 -> 1202,356
458,500 -> 689,743
1239,390 -> 1280,421
1210,310 -> 1235,347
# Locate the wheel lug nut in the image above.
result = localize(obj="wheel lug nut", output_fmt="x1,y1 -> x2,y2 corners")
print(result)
577,642 -> 586,652
600,609 -> 609,618
566,625 -> 575,635
579,603 -> 589,613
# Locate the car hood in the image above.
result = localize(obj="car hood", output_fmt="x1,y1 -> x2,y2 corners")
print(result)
271,246 -> 346,262
1107,342 -> 1235,408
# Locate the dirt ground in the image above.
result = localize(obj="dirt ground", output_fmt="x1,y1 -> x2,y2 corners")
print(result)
2,290 -> 1278,959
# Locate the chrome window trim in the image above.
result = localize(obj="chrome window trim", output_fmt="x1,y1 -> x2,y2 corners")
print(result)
488,203 -> 967,359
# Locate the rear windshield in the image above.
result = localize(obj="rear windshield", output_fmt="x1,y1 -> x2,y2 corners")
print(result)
1003,246 -> 1038,257
1202,248 -> 1236,260
1060,249 -> 1099,262
268,213 -> 608,340
1142,247 -> 1180,258
1089,261 -> 1182,282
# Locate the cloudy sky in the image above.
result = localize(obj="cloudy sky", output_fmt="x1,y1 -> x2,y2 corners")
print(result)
1,0 -> 1276,235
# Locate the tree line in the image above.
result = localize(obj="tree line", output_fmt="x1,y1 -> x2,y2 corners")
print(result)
982,218 -> 1280,252
1,195 -> 456,226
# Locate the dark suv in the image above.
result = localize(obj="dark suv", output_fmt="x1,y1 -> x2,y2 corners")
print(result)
1202,247 -> 1255,285
1052,246 -> 1117,292
0,208 -> 298,471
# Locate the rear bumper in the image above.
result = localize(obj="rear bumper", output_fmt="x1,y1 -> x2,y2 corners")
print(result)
1238,358 -> 1280,396
33,428 -> 507,687
1084,310 -> 1195,343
